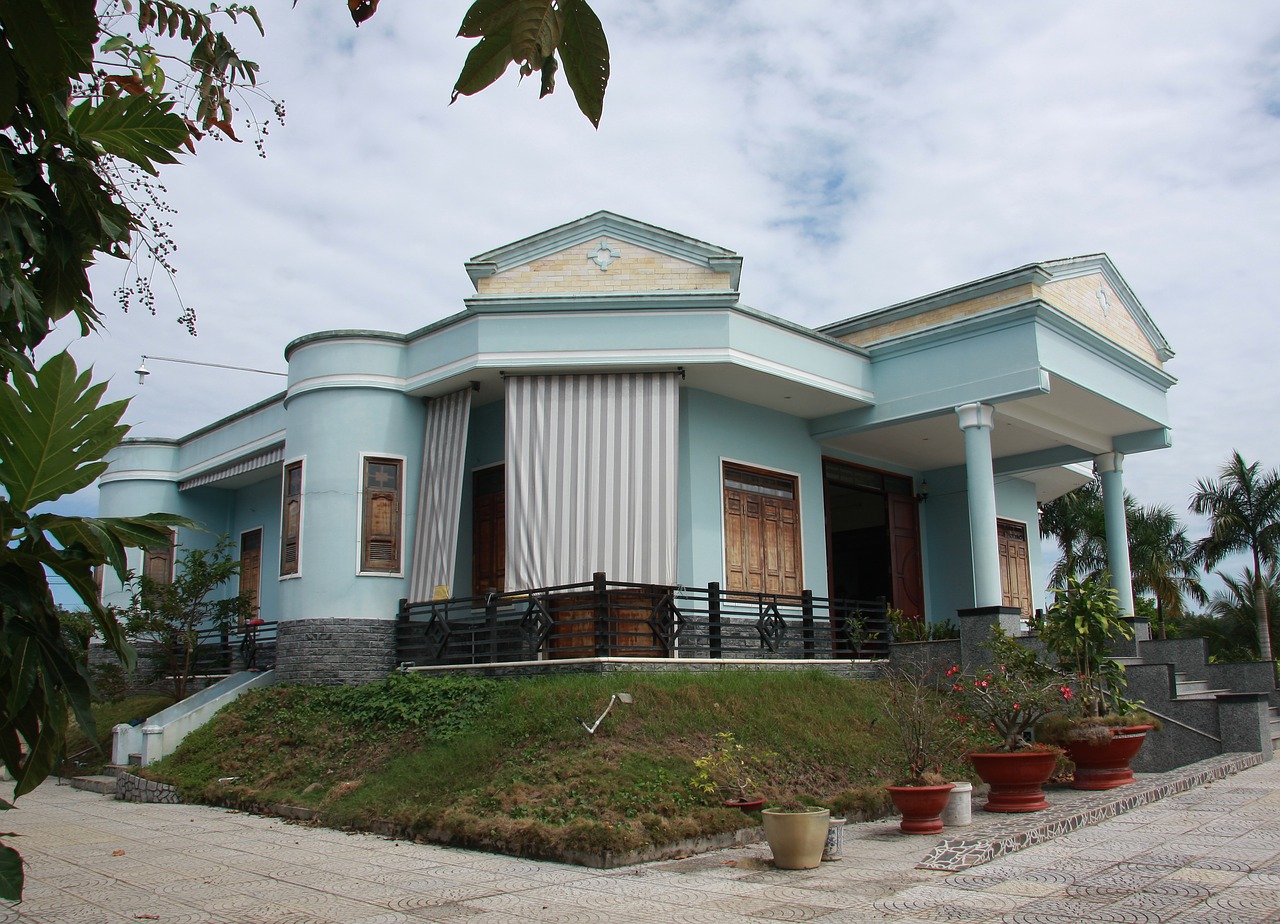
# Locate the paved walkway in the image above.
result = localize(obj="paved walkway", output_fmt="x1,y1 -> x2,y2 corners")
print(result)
4,756 -> 1280,923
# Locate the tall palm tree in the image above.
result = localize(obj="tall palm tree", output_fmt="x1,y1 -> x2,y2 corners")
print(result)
1189,452 -> 1280,663
1128,503 -> 1207,639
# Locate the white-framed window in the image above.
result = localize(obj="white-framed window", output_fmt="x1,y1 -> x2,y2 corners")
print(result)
280,458 -> 304,578
359,454 -> 405,575
722,461 -> 803,596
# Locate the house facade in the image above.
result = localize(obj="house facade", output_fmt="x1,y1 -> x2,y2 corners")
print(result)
98,212 -> 1176,683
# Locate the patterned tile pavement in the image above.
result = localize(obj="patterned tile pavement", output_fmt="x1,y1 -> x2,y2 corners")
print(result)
3,753 -> 1278,923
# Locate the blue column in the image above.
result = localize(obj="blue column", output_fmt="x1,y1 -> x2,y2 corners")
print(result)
1096,451 -> 1135,616
957,403 -> 1003,608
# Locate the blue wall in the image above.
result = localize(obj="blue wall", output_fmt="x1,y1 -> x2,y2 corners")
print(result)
679,388 -> 828,593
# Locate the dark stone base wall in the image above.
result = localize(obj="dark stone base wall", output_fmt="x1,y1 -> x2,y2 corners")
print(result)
275,618 -> 397,685
406,658 -> 886,682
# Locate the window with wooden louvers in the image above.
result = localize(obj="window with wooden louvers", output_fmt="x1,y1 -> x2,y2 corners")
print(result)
281,461 -> 302,576
362,458 -> 402,572
723,464 -> 802,595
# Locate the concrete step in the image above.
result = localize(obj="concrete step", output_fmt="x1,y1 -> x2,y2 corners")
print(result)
68,775 -> 116,795
1174,674 -> 1230,700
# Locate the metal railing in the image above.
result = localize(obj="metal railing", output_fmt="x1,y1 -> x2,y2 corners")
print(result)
146,620 -> 280,676
396,573 -> 889,667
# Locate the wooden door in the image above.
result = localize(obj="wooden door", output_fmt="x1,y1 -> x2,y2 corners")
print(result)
471,466 -> 505,596
239,529 -> 262,626
887,493 -> 924,619
998,519 -> 1033,618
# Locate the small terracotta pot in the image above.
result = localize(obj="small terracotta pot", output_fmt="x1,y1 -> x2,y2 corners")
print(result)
886,783 -> 955,834
723,796 -> 765,812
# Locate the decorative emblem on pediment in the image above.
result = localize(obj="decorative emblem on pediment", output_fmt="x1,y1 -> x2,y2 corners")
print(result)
1096,285 -> 1110,316
588,238 -> 621,271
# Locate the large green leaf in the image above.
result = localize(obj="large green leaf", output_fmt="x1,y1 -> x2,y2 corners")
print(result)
0,842 -> 22,902
558,0 -> 608,128
452,20 -> 516,100
68,93 -> 187,176
0,351 -> 129,509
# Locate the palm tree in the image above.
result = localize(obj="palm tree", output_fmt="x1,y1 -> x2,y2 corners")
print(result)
1189,452 -> 1280,663
1202,566 -> 1280,659
1127,503 -> 1207,639
1039,478 -> 1107,586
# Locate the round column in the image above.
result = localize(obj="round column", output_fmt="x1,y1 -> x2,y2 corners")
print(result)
1095,451 -> 1135,617
956,402 -> 1003,608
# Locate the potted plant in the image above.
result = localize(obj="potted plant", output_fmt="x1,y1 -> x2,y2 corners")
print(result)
692,731 -> 768,811
881,665 -> 964,834
1033,575 -> 1159,789
761,798 -> 831,869
949,629 -> 1068,812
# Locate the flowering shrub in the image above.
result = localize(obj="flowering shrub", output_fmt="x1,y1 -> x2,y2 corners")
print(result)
949,629 -> 1071,752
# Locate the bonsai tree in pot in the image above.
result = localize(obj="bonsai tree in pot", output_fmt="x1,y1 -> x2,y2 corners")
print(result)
949,630 -> 1069,812
1034,575 -> 1159,789
691,731 -> 770,811
882,665 -> 966,834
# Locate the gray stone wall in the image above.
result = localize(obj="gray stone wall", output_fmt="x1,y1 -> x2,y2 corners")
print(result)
115,771 -> 181,804
405,658 -> 885,682
275,618 -> 397,685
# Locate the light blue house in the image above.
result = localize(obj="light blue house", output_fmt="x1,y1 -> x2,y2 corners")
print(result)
99,212 -> 1176,683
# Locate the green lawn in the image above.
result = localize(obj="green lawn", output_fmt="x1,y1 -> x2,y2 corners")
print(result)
144,670 -> 898,860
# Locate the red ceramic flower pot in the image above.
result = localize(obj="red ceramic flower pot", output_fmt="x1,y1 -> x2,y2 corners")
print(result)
723,797 -> 766,812
968,750 -> 1058,812
1065,725 -> 1154,791
886,783 -> 955,834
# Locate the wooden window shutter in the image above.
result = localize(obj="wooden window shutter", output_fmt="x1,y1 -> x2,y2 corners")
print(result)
281,461 -> 303,576
362,458 -> 402,572
143,530 -> 175,585
723,464 -> 802,595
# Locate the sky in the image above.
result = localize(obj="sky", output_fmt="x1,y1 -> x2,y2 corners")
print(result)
41,0 -> 1280,601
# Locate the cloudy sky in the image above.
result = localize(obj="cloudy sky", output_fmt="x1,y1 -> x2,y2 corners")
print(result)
43,0 -> 1280,596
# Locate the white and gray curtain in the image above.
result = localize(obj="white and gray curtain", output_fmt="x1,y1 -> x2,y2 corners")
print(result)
407,386 -> 472,601
505,373 -> 680,589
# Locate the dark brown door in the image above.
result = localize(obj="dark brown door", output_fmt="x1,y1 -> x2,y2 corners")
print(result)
239,529 -> 262,626
471,466 -> 505,596
998,519 -> 1033,618
887,493 -> 924,619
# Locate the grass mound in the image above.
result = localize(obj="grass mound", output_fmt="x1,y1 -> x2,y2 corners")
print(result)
145,670 -> 895,860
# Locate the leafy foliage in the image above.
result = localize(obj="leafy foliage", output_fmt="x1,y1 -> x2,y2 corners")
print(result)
948,630 -> 1071,752
1035,575 -> 1136,720
0,351 -> 189,900
123,534 -> 254,699
451,0 -> 610,127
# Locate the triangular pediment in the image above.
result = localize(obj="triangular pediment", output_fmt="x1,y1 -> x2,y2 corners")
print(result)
465,211 -> 742,297
1039,255 -> 1174,366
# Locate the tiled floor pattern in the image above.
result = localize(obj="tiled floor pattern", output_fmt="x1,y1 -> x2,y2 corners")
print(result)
3,755 -> 1279,923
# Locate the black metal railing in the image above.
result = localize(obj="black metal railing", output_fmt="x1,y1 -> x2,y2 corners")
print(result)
396,573 -> 889,667
179,620 -> 279,675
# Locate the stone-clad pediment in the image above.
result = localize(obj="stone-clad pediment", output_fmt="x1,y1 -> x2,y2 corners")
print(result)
465,211 -> 742,297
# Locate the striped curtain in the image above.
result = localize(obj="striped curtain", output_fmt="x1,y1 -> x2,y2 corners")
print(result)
407,387 -> 472,601
505,373 -> 680,589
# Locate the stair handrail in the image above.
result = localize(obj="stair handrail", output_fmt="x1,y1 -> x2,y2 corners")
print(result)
1137,705 -> 1222,743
